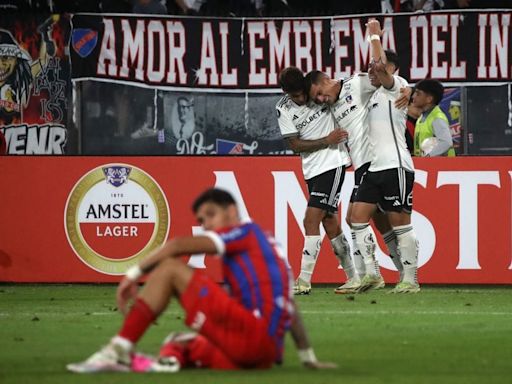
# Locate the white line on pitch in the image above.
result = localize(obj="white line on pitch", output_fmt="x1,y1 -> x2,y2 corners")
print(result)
300,310 -> 512,316
1,310 -> 511,317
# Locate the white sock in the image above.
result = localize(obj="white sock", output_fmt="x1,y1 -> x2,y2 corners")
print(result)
352,223 -> 380,276
351,230 -> 366,279
111,335 -> 133,352
298,235 -> 321,283
383,230 -> 403,281
331,233 -> 355,280
394,225 -> 418,285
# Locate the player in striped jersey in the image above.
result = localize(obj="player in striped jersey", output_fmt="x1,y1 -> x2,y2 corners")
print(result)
67,188 -> 335,373
276,67 -> 357,295
351,19 -> 420,293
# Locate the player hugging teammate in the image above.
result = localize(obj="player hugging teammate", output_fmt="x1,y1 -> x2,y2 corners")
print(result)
278,18 -> 419,294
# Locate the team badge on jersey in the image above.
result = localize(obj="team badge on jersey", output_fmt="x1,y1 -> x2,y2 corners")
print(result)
64,163 -> 170,275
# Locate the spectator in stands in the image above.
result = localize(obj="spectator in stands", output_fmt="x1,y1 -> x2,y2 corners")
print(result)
381,0 -> 445,12
175,0 -> 207,14
444,0 -> 512,8
52,0 -> 101,12
328,0 -> 381,15
0,0 -> 30,12
101,0 -> 133,12
412,79 -> 455,157
133,0 -> 167,14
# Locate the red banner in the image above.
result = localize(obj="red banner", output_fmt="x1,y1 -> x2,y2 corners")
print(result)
0,156 -> 511,284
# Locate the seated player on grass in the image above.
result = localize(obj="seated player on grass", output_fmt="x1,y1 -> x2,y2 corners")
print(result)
67,188 -> 336,373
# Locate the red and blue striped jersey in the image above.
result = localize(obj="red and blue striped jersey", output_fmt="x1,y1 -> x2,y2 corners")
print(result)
206,222 -> 293,361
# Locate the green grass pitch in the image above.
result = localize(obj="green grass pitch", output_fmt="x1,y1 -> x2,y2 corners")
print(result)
1,284 -> 511,384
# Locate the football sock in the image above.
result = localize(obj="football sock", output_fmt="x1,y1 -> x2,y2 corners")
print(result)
298,235 -> 321,283
118,297 -> 156,345
351,229 -> 366,279
383,229 -> 403,281
331,232 -> 356,280
352,223 -> 379,276
394,225 -> 419,285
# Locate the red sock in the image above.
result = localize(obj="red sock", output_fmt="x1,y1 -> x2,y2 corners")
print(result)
118,298 -> 156,343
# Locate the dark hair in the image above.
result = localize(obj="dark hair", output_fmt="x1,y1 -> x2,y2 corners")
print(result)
303,70 -> 326,94
415,79 -> 444,105
278,66 -> 304,93
192,188 -> 236,213
385,50 -> 400,71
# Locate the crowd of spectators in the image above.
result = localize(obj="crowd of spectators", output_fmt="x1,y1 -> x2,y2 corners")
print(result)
1,0 -> 511,16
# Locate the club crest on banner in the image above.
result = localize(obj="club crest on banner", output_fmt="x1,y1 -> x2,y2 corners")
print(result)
72,28 -> 98,58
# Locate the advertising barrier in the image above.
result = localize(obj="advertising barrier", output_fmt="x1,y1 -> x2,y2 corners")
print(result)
0,156 -> 511,284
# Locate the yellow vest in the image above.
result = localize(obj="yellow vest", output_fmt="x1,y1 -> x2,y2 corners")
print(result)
414,106 -> 456,157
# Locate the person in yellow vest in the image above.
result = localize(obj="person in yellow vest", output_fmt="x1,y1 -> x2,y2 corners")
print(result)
412,79 -> 456,157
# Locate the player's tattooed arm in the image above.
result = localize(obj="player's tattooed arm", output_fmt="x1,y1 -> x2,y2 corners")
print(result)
286,128 -> 347,153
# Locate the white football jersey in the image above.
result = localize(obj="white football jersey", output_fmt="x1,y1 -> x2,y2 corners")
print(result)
331,74 -> 376,170
367,75 -> 414,172
276,95 -> 351,180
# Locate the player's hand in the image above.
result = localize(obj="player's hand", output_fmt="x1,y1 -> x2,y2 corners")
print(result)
303,360 -> 338,369
326,128 -> 346,145
366,18 -> 382,36
116,277 -> 139,315
395,87 -> 412,109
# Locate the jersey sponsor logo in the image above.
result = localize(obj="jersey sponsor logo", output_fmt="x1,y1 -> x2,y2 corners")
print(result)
276,109 -> 281,118
292,114 -> 299,120
369,102 -> 379,110
295,108 -> 326,129
334,105 -> 358,122
64,163 -> 170,275
310,191 -> 328,197
393,200 -> 401,206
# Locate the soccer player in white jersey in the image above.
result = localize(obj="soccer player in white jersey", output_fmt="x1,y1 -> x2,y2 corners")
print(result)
276,66 -> 355,295
351,19 -> 420,293
304,62 -> 410,293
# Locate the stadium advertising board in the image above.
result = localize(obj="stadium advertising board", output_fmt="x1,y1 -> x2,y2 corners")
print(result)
0,156 -> 511,284
70,11 -> 512,89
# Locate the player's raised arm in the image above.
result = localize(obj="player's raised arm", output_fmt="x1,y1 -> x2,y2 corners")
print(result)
367,19 -> 394,90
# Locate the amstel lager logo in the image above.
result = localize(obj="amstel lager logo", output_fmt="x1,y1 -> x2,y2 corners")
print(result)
65,164 -> 169,275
